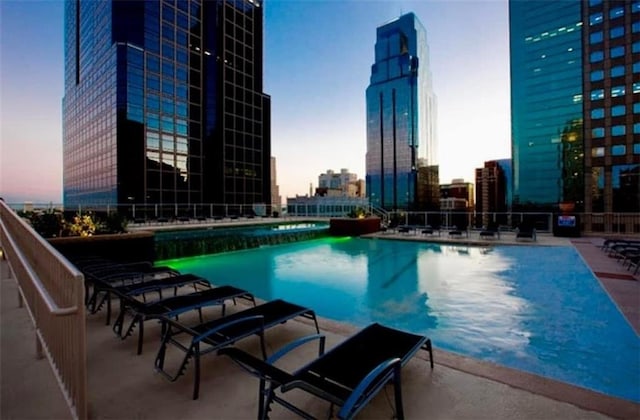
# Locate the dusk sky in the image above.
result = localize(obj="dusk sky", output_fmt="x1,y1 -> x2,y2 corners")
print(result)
0,0 -> 510,204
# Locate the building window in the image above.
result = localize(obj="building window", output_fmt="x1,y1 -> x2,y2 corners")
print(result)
590,51 -> 604,62
592,127 -> 605,138
590,70 -> 604,81
591,89 -> 605,100
611,105 -> 625,117
611,145 -> 626,156
611,86 -> 625,97
634,144 -> 640,154
633,2 -> 640,13
590,31 -> 603,43
592,147 -> 605,157
611,125 -> 625,136
589,0 -> 602,5
635,103 -> 640,114
610,66 -> 624,78
589,12 -> 603,25
610,7 -> 624,19
633,41 -> 640,53
634,62 -> 640,73
610,46 -> 624,58
610,26 -> 624,38
591,108 -> 604,119
634,82 -> 640,94
635,123 -> 640,134
633,22 -> 640,33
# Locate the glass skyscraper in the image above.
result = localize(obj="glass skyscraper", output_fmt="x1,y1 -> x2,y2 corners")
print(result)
63,0 -> 271,211
365,13 -> 437,211
510,0 -> 639,213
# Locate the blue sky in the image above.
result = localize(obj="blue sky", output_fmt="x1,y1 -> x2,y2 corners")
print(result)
0,0 -> 510,203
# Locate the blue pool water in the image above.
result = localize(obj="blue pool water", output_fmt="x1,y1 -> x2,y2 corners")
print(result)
159,237 -> 640,402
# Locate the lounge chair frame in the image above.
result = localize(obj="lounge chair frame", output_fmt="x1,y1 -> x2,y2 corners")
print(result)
220,323 -> 433,420
154,299 -> 319,400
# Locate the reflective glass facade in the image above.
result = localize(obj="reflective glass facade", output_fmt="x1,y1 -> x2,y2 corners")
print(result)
509,1 -> 583,209
366,13 -> 437,210
63,0 -> 271,208
510,0 -> 639,213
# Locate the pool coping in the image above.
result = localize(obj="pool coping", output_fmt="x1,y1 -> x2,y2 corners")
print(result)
303,315 -> 640,420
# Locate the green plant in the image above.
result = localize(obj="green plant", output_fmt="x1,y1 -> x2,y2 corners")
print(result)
30,210 -> 65,238
68,213 -> 97,237
100,212 -> 129,234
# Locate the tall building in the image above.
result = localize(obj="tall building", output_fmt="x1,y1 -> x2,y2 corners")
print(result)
270,156 -> 280,211
475,160 -> 509,226
63,0 -> 271,212
509,0 -> 639,213
316,169 -> 365,197
365,13 -> 437,211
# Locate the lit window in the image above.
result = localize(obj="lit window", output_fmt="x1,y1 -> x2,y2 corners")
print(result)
633,41 -> 640,53
611,105 -> 625,117
635,123 -> 640,134
591,89 -> 605,100
610,7 -> 624,19
590,51 -> 604,62
635,103 -> 640,114
589,12 -> 603,25
634,143 -> 640,154
610,46 -> 624,58
611,86 -> 625,97
611,145 -> 626,156
592,127 -> 605,138
591,108 -> 604,119
590,70 -> 604,81
592,147 -> 605,157
611,125 -> 625,136
633,2 -> 640,13
634,22 -> 640,33
590,31 -> 603,43
610,66 -> 624,78
610,26 -> 624,38
634,82 -> 640,94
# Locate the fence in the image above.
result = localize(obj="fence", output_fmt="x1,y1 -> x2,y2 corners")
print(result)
7,201 -> 640,235
0,200 -> 87,420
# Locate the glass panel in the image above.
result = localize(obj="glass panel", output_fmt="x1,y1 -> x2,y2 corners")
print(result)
589,12 -> 603,25
634,62 -> 640,73
590,51 -> 604,62
612,145 -> 626,156
610,46 -> 624,58
590,70 -> 604,81
611,86 -> 625,97
634,123 -> 640,134
610,66 -> 624,78
611,125 -> 625,136
592,127 -> 605,138
610,26 -> 624,38
591,108 -> 604,119
609,7 -> 624,19
612,164 -> 640,211
591,89 -> 604,100
592,147 -> 605,157
634,143 -> 640,154
591,167 -> 604,212
611,105 -> 625,117
590,31 -> 603,43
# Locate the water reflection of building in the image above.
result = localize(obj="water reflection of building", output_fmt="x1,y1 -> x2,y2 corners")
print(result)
63,0 -> 272,209
510,0 -> 639,214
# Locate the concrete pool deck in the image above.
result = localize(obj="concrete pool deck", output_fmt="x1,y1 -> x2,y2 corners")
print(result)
1,231 -> 639,420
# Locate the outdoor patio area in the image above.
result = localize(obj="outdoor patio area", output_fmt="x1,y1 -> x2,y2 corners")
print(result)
1,234 -> 638,420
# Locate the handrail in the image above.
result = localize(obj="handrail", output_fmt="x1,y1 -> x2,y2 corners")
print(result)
0,217 -> 77,316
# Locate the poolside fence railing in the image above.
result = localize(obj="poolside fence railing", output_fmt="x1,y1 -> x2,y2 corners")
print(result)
0,200 -> 87,420
5,201 -> 640,235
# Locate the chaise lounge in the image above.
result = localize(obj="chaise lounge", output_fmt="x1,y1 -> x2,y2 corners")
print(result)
220,322 -> 433,420
154,299 -> 319,400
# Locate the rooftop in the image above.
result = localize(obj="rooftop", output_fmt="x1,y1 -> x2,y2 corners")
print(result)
1,231 -> 638,419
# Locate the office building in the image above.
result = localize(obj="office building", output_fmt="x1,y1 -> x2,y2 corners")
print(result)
509,0 -> 639,213
475,160 -> 509,226
440,179 -> 474,211
63,0 -> 271,211
316,169 -> 365,197
270,156 -> 281,212
365,12 -> 437,211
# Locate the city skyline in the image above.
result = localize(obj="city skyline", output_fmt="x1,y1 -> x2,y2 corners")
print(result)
0,0 -> 511,204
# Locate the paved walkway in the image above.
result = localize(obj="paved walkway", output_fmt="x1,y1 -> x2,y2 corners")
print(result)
1,234 -> 639,420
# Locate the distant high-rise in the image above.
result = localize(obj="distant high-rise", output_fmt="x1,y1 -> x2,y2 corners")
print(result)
365,13 -> 437,211
63,0 -> 271,212
475,160 -> 510,226
509,0 -> 639,213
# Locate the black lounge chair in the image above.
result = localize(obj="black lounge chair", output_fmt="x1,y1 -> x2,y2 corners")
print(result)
448,225 -> 468,238
113,283 -> 255,355
421,225 -> 440,236
220,323 -> 433,420
479,222 -> 500,239
154,299 -> 319,400
515,222 -> 536,241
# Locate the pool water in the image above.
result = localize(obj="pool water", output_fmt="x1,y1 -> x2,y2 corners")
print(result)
159,236 -> 640,402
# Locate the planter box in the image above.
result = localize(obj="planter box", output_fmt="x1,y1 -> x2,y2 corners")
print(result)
329,217 -> 381,236
49,231 -> 156,263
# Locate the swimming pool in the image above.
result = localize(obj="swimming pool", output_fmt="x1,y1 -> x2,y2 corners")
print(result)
159,236 -> 640,402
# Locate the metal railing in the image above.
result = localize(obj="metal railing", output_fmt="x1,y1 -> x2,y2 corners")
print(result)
0,200 -> 87,420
